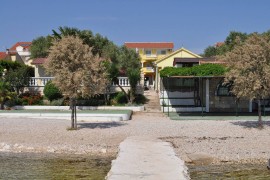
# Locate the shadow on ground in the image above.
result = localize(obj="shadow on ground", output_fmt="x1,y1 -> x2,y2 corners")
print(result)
231,121 -> 270,128
78,122 -> 127,129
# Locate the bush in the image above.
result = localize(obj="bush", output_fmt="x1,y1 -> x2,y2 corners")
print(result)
111,92 -> 128,105
160,63 -> 227,77
50,98 -> 64,106
43,81 -> 62,101
134,94 -> 148,104
19,91 -> 43,105
5,98 -> 23,107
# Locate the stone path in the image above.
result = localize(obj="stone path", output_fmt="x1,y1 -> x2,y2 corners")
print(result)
106,136 -> 189,180
144,90 -> 162,113
106,90 -> 189,179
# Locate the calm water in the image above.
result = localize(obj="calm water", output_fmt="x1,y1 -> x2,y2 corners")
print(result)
0,152 -> 113,180
189,164 -> 270,179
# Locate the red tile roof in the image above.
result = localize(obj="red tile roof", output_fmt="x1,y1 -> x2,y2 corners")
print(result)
125,42 -> 174,49
215,42 -> 224,47
0,52 -> 7,59
32,58 -> 47,65
9,42 -> 32,51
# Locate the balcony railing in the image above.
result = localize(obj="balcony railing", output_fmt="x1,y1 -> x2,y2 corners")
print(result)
30,77 -> 131,87
112,77 -> 130,87
142,67 -> 155,73
29,77 -> 54,87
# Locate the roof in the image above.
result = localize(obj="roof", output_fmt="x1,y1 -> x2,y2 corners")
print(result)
31,58 -> 47,65
125,42 -> 174,49
173,58 -> 216,65
0,52 -> 7,59
215,42 -> 224,47
156,47 -> 202,64
9,42 -> 32,51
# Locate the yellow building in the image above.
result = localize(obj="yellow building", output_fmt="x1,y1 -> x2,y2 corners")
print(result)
125,42 -> 174,88
155,47 -> 202,91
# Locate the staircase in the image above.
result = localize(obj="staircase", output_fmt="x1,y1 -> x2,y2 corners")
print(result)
144,90 -> 162,113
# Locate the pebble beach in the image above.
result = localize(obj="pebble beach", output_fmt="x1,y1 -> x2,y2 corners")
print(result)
0,112 -> 270,165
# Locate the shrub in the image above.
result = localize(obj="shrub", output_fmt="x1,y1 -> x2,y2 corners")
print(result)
160,63 -> 227,77
50,98 -> 64,106
134,94 -> 148,104
43,81 -> 62,101
19,91 -> 43,105
111,92 -> 128,105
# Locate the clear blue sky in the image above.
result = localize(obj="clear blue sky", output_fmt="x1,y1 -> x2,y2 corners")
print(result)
1,0 -> 270,54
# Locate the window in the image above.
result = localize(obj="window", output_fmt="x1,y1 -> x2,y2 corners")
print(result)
145,49 -> 151,56
163,78 -> 195,91
216,80 -> 233,96
157,49 -> 166,55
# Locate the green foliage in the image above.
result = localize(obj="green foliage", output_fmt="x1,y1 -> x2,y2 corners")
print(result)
134,94 -> 148,105
111,92 -> 128,105
52,26 -> 111,57
5,66 -> 33,94
0,81 -> 16,109
43,81 -> 63,102
202,31 -> 249,57
160,64 -> 227,77
203,46 -> 217,57
127,69 -> 141,104
0,60 -> 22,76
31,36 -> 52,58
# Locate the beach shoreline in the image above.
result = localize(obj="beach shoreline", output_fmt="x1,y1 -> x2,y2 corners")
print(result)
0,113 -> 269,166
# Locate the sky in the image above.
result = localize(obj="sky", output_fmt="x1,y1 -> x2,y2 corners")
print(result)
1,0 -> 270,54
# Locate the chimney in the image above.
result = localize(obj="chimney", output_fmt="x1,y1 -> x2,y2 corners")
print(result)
6,49 -> 9,54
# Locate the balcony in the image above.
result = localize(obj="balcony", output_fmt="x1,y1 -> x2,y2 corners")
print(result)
112,77 -> 130,87
141,54 -> 158,61
142,67 -> 155,73
29,77 -> 54,86
29,77 -> 131,87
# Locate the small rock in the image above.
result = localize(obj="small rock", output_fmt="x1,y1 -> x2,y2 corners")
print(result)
47,148 -> 55,153
101,148 -> 107,153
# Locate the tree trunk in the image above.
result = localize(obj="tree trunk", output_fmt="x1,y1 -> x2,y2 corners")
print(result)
0,102 -> 4,110
258,99 -> 263,128
74,99 -> 77,129
130,87 -> 136,104
70,98 -> 75,129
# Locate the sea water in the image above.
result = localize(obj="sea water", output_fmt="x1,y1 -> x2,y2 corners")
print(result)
0,152 -> 112,179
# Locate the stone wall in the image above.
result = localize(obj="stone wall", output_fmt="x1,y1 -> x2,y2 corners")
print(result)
209,78 -> 249,112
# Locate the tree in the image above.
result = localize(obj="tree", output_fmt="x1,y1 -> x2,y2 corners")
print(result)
45,36 -> 108,129
106,46 -> 141,104
0,81 -> 15,109
127,69 -> 141,104
203,46 -> 217,57
30,36 -> 52,58
202,31 -> 249,57
222,34 -> 270,127
52,26 -> 111,57
5,66 -> 33,95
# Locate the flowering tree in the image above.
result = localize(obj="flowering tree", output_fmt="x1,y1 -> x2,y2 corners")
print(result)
45,36 -> 108,129
222,34 -> 270,127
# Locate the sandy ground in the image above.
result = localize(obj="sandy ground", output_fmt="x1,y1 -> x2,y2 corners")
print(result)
0,112 -> 270,165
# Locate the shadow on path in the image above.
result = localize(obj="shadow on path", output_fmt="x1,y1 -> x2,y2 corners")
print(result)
231,121 -> 270,128
78,122 -> 127,129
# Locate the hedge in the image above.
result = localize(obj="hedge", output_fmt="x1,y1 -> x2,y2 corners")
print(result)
160,63 -> 227,77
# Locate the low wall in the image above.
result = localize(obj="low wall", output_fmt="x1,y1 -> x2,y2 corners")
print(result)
13,105 -> 145,112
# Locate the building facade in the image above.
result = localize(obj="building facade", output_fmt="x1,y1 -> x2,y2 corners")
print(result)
125,42 -> 174,88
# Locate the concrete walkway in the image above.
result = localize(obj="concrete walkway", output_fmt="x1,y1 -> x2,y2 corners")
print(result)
106,136 -> 189,180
